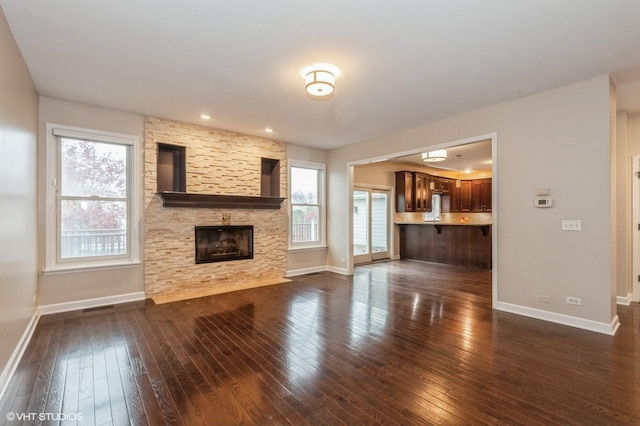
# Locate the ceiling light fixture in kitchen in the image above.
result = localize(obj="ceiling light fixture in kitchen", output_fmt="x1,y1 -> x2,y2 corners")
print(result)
422,149 -> 447,162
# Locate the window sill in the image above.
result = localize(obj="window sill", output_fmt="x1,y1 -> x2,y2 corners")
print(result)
288,245 -> 328,252
43,260 -> 141,275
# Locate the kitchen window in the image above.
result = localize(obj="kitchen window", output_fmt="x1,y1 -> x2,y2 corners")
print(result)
45,124 -> 140,272
289,161 -> 326,249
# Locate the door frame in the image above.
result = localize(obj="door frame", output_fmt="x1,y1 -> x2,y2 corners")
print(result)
353,186 -> 392,264
632,155 -> 640,302
347,132 -> 498,308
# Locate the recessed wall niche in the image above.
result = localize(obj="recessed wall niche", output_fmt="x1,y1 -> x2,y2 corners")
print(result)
157,143 -> 186,192
261,157 -> 280,197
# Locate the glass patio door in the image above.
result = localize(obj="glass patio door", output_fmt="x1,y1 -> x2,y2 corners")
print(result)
353,189 -> 390,264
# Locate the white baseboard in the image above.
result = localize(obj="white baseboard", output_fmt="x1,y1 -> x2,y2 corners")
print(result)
286,265 -> 350,276
616,293 -> 633,306
326,265 -> 348,275
495,301 -> 620,336
39,292 -> 146,315
0,309 -> 40,401
286,266 -> 328,277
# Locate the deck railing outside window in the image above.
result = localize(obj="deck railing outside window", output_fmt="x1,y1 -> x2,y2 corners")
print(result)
61,229 -> 126,258
291,223 -> 318,243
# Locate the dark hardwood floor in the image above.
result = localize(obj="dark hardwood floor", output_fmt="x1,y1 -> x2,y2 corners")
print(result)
2,260 -> 640,425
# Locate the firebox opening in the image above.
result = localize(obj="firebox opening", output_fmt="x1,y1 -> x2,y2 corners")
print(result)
195,225 -> 253,264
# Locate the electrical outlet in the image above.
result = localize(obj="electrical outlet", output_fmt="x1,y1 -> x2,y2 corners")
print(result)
562,220 -> 582,231
566,296 -> 581,306
538,295 -> 551,303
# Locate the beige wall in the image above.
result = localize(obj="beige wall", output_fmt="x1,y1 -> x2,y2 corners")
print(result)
328,75 -> 616,328
609,78 -> 618,317
0,7 -> 39,390
37,97 -> 145,306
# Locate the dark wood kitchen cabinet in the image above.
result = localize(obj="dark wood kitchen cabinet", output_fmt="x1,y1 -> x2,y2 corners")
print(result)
414,173 -> 431,212
430,176 -> 450,194
450,180 -> 472,212
395,171 -> 414,212
398,223 -> 492,269
471,178 -> 492,212
395,171 -> 431,212
396,172 -> 491,213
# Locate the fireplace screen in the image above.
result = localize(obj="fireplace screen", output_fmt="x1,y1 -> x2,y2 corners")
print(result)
195,225 -> 253,264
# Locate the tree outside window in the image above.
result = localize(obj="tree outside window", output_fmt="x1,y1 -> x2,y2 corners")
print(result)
59,138 -> 128,258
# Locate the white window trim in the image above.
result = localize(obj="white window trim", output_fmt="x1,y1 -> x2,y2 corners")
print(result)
288,160 -> 326,250
44,123 -> 141,273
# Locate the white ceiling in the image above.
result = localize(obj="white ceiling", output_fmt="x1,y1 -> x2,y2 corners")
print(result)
2,1 -> 640,149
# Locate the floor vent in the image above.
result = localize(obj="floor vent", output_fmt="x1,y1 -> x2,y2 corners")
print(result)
82,305 -> 114,313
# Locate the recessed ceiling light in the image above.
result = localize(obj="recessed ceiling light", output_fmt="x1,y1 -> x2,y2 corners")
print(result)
265,128 -> 274,133
200,114 -> 211,120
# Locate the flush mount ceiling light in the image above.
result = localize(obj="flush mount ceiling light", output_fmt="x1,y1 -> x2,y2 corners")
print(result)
302,63 -> 339,99
305,69 -> 335,97
422,149 -> 447,162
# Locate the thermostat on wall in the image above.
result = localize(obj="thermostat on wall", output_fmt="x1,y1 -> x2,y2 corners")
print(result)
534,197 -> 553,208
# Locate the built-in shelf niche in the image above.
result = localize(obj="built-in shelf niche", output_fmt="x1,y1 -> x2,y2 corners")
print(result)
261,158 -> 280,197
157,143 -> 186,192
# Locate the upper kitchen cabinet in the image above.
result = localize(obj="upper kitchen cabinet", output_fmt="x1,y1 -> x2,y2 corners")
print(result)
450,180 -> 472,212
430,176 -> 450,194
414,173 -> 432,212
395,171 -> 432,212
395,171 -> 415,212
396,171 -> 490,214
471,178 -> 492,212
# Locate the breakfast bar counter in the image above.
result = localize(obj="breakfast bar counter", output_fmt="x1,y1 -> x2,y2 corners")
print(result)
396,222 -> 492,269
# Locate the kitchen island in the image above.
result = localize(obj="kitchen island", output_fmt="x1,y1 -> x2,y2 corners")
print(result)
397,222 -> 492,269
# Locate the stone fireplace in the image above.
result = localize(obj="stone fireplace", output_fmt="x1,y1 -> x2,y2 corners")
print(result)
195,225 -> 253,264
143,117 -> 287,300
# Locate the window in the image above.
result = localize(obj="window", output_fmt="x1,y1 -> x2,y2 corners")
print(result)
45,124 -> 140,272
289,161 -> 326,249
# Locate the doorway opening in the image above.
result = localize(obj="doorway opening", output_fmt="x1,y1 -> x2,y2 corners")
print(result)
348,133 -> 497,307
353,188 -> 391,264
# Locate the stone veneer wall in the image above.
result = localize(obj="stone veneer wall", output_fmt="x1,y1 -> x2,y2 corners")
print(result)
144,117 -> 288,298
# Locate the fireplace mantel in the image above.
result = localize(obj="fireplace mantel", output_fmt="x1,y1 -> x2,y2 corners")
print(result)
157,192 -> 285,209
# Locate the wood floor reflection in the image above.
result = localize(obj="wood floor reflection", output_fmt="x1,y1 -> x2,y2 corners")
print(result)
2,260 -> 640,425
